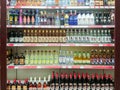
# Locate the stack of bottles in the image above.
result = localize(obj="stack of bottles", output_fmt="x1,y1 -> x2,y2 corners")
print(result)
7,72 -> 114,90
7,0 -> 115,6
8,9 -> 115,25
7,49 -> 115,65
8,29 -> 114,43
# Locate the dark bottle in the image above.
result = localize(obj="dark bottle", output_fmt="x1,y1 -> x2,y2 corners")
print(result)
69,10 -> 73,25
19,53 -> 25,65
22,9 -> 27,25
85,73 -> 90,90
43,11 -> 47,25
7,80 -> 11,90
11,80 -> 17,90
14,31 -> 19,43
35,9 -> 40,25
73,72 -> 77,90
95,73 -> 101,90
9,31 -> 15,43
104,74 -> 109,90
103,12 -> 107,25
40,11 -> 44,25
31,10 -> 35,25
14,53 -> 19,65
106,49 -> 111,65
19,31 -> 23,43
77,73 -> 82,90
81,73 -> 86,90
95,12 -> 99,25
64,73 -> 69,90
43,77 -> 47,90
47,75 -> 51,90
9,10 -> 14,25
99,74 -> 105,90
51,71 -> 55,90
108,74 -> 114,90
69,73 -> 73,90
33,77 -> 37,90
73,10 -> 78,25
37,77 -> 42,90
60,10 -> 64,25
55,73 -> 59,90
14,10 -> 19,25
17,80 -> 22,90
23,79 -> 29,90
90,74 -> 96,90
60,73 -> 65,90
27,10 -> 31,25
29,77 -> 33,89
111,50 -> 115,65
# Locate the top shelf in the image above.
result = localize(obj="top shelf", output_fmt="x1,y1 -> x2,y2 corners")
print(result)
7,6 -> 115,9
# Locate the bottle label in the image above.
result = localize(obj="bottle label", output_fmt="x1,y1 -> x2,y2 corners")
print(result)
12,86 -> 16,90
20,59 -> 25,65
34,36 -> 38,42
14,59 -> 19,65
10,37 -> 15,42
74,83 -> 77,90
38,37 -> 42,42
17,86 -> 21,90
7,86 -> 10,90
69,83 -> 73,90
19,37 -> 23,42
15,37 -> 19,42
29,87 -> 33,90
23,86 -> 27,90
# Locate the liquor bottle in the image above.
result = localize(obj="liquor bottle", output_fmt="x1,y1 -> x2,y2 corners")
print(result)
14,31 -> 19,43
104,74 -> 110,90
94,49 -> 99,65
33,30 -> 38,42
82,51 -> 87,64
30,30 -> 34,42
9,31 -> 14,42
60,73 -> 65,90
69,10 -> 73,25
69,73 -> 73,90
95,12 -> 99,25
43,11 -> 47,25
98,49 -> 103,65
33,77 -> 37,89
77,12 -> 82,25
77,73 -> 82,90
73,51 -> 78,64
54,50 -> 59,64
35,9 -> 40,25
23,79 -> 29,90
90,74 -> 96,90
14,53 -> 19,65
55,73 -> 60,90
37,77 -> 42,90
29,77 -> 33,89
45,50 -> 49,64
23,30 -> 27,42
14,10 -> 19,25
23,9 -> 27,25
73,72 -> 77,90
52,12 -> 55,25
60,10 -> 64,25
85,73 -> 90,90
34,51 -> 38,65
19,9 -> 23,25
102,49 -> 107,65
51,72 -> 55,90
108,74 -> 114,90
17,80 -> 22,90
73,10 -> 78,25
27,10 -> 31,25
99,74 -> 105,90
95,73 -> 101,90
111,50 -> 115,65
31,10 -> 35,25
106,49 -> 111,65
40,11 -> 44,25
7,80 -> 11,90
38,50 -> 42,65
19,31 -> 23,43
55,10 -> 60,26
19,53 -> 25,65
64,11 -> 69,26
11,80 -> 17,90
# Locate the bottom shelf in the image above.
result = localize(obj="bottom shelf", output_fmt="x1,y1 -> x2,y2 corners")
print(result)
7,65 -> 114,69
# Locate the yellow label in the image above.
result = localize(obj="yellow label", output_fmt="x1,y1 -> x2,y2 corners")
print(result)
9,16 -> 13,21
17,86 -> 21,90
15,16 -> 18,22
23,86 -> 27,90
12,86 -> 16,90
20,59 -> 25,65
7,86 -> 10,90
34,37 -> 38,42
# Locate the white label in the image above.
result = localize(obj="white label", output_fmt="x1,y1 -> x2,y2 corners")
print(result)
15,37 -> 19,42
10,37 -> 15,42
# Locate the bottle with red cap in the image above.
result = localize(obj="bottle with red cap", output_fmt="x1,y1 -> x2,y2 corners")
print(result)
108,74 -> 114,90
37,77 -> 42,90
95,73 -> 100,90
64,73 -> 69,90
68,73 -> 73,90
81,73 -> 86,90
99,74 -> 105,90
11,79 -> 17,90
55,72 -> 59,90
7,80 -> 11,90
104,74 -> 109,90
17,80 -> 22,90
50,71 -> 55,90
60,72 -> 65,90
47,75 -> 51,90
33,77 -> 37,90
90,74 -> 95,90
73,72 -> 77,90
29,77 -> 33,90
23,79 -> 29,90
85,73 -> 90,90
77,73 -> 82,90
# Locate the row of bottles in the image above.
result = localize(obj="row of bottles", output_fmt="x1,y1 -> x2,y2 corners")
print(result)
7,0 -> 115,6
7,49 -> 114,65
8,29 -> 114,43
8,9 -> 114,25
7,72 -> 114,90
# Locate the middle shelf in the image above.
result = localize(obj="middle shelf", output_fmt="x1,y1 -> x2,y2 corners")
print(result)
7,65 -> 114,69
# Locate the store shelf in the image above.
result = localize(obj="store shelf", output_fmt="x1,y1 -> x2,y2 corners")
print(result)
7,43 -> 115,47
7,65 -> 114,69
60,25 -> 115,28
7,25 -> 60,28
7,25 -> 115,28
7,6 -> 115,9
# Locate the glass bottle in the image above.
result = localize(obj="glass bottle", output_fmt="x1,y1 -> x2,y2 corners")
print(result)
64,11 -> 69,26
55,10 -> 60,26
14,53 -> 19,65
60,10 -> 65,25
19,53 -> 25,65
25,50 -> 29,65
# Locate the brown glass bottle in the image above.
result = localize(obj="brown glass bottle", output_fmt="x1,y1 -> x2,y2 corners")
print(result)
34,30 -> 38,43
30,30 -> 34,42
14,53 -> 19,65
23,79 -> 28,90
19,53 -> 25,65
23,30 -> 27,42
38,30 -> 42,43
37,77 -> 42,90
26,30 -> 30,43
102,49 -> 107,65
7,80 -> 11,90
48,30 -> 52,43
17,80 -> 22,90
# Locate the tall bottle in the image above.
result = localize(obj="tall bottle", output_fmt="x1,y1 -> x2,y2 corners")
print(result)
11,80 -> 17,90
60,10 -> 64,25
7,80 -> 11,90
14,53 -> 19,65
17,80 -> 22,90
64,11 -> 69,26
55,10 -> 60,26
37,77 -> 42,90
19,9 -> 23,25
40,11 -> 44,25
31,10 -> 35,25
29,77 -> 33,89
35,9 -> 40,25
44,11 -> 47,25
73,10 -> 78,25
9,10 -> 13,25
23,79 -> 29,90
69,10 -> 73,25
